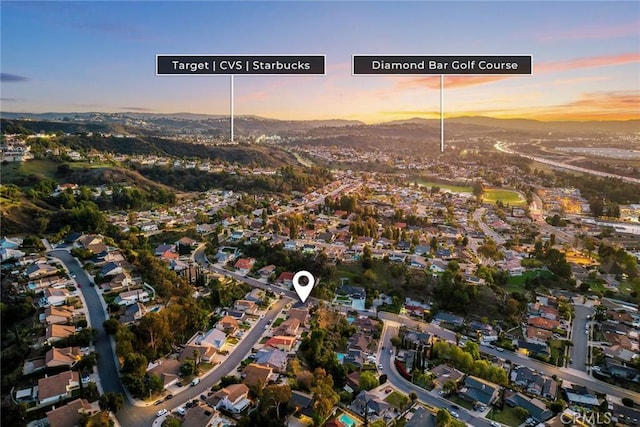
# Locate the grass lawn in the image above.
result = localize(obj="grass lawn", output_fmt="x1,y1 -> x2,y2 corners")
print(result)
198,362 -> 215,373
417,180 -> 472,194
259,337 -> 269,344
272,317 -> 285,327
384,391 -> 409,410
226,337 -> 239,345
487,407 -> 526,427
448,394 -> 474,410
484,189 -> 526,207
504,269 -> 554,293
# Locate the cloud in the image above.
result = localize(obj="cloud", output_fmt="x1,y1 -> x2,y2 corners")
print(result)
118,106 -> 154,111
395,75 -> 509,90
535,21 -> 640,42
500,91 -> 640,121
392,52 -> 639,91
1,73 -> 29,82
536,53 -> 640,73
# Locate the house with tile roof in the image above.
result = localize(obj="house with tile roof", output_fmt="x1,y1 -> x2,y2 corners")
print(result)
46,324 -> 76,344
264,335 -> 297,352
217,315 -> 239,335
45,347 -> 82,368
38,371 -> 80,405
242,363 -> 274,388
41,306 -> 76,325
147,358 -> 181,390
46,398 -> 97,427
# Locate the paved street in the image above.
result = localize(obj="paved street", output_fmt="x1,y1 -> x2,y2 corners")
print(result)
48,250 -> 127,399
571,304 -> 595,371
50,244 -> 639,427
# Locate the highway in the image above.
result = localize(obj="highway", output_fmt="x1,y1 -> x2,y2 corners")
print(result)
494,141 -> 640,185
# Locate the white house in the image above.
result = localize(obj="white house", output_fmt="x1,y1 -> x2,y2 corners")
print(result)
209,383 -> 251,413
115,289 -> 150,306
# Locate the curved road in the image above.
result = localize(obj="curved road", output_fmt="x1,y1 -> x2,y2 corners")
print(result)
50,248 -> 290,427
51,245 -> 639,426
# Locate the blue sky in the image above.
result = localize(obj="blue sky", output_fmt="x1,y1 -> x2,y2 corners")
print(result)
2,1 -> 639,121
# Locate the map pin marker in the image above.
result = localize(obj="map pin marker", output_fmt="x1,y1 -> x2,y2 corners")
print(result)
292,270 -> 315,303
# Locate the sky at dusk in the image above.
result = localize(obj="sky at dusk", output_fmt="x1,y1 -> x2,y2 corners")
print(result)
1,1 -> 639,122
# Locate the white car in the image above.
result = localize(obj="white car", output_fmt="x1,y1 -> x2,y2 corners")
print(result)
378,363 -> 383,370
156,409 -> 168,417
449,410 -> 459,418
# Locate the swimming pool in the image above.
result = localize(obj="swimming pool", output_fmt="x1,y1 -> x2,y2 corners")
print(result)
338,413 -> 358,427
336,353 -> 346,363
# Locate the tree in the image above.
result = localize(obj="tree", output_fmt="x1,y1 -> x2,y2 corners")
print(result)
103,318 -> 120,335
98,392 -> 124,413
513,406 -> 529,421
263,384 -> 292,420
442,380 -> 458,396
549,400 -> 565,413
358,371 -> 379,391
622,397 -> 635,407
409,391 -> 418,402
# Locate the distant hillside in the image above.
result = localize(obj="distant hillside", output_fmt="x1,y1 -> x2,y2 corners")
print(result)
445,116 -> 640,133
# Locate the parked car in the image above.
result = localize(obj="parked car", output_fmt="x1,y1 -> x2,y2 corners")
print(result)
191,377 -> 200,386
156,409 -> 167,417
154,399 -> 163,406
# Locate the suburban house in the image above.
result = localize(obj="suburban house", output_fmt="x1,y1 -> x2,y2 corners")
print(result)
46,324 -> 76,344
217,315 -> 239,335
264,336 -> 297,352
350,390 -> 392,422
459,376 -> 500,408
41,306 -> 76,325
254,348 -> 289,372
430,364 -> 465,386
277,272 -> 295,287
147,359 -> 182,390
181,404 -> 220,427
244,288 -> 266,304
234,258 -> 256,275
98,261 -> 123,277
115,289 -> 149,306
504,390 -> 553,423
257,264 -> 276,277
26,262 -> 58,280
287,308 -> 310,326
46,398 -> 97,427
208,383 -> 251,413
274,318 -> 300,336
195,328 -> 228,351
44,288 -> 70,307
119,302 -> 147,325
45,347 -> 82,368
242,363 -> 274,388
179,343 -> 217,364
234,300 -> 259,315
38,371 -> 80,405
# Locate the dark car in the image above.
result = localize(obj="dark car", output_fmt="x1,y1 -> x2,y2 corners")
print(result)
165,394 -> 173,400
200,394 -> 207,401
451,404 -> 460,410
154,399 -> 163,406
89,282 -> 95,287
